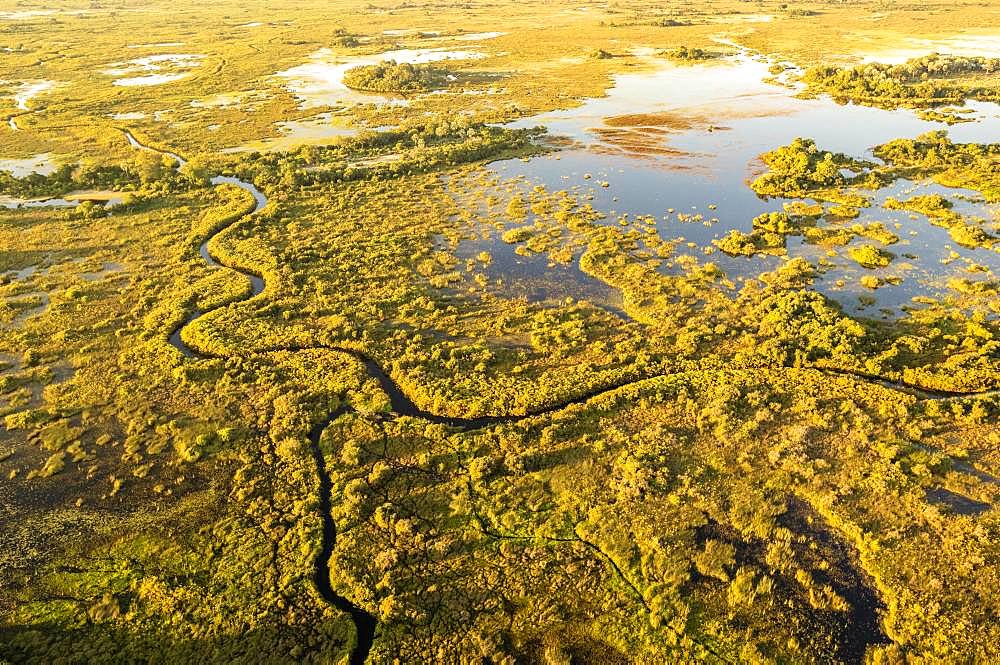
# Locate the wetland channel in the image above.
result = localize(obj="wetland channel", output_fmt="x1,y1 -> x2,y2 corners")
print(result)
120,120 -> 997,662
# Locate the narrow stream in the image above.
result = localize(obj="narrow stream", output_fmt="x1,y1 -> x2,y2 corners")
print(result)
122,129 -> 379,663
122,131 -> 268,356
308,410 -> 378,665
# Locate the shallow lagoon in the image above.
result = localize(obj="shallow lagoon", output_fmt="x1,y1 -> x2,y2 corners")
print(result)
0,154 -> 59,178
104,54 -> 204,87
277,47 -> 485,108
474,53 -> 1000,318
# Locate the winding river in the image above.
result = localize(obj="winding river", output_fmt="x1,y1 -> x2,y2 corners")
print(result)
123,129 -> 381,660
118,127 -> 999,663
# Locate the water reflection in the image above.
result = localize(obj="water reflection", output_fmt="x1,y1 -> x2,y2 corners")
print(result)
479,53 -> 1000,317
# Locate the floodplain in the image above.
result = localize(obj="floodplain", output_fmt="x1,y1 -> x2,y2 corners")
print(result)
1,1 -> 1000,663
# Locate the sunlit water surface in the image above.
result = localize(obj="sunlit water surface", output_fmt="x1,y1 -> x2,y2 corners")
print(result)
457,54 -> 1000,318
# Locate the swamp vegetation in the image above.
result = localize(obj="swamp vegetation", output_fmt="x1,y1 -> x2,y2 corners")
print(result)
1,0 -> 1000,663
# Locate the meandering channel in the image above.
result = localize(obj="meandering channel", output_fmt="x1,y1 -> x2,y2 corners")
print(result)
123,127 -> 1000,413
120,127 -> 999,663
123,128 -> 381,661
308,409 -> 378,665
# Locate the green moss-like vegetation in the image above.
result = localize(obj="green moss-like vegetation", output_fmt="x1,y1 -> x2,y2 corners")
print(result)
713,227 -> 785,256
916,107 -> 976,124
751,133 -> 999,259
342,61 -> 452,94
751,138 -> 865,198
802,54 -> 1000,108
3,136 -> 999,663
660,46 -> 718,61
874,131 -> 1000,203
848,244 -> 894,269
